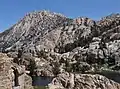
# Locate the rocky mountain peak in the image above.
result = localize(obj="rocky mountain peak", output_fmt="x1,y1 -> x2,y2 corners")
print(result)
25,10 -> 66,19
97,13 -> 120,27
102,13 -> 120,19
0,11 -> 70,52
74,17 -> 96,27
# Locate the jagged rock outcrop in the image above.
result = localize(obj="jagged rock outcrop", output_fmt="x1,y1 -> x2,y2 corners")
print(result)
48,72 -> 120,89
0,53 -> 33,89
0,53 -> 13,89
1,11 -> 120,89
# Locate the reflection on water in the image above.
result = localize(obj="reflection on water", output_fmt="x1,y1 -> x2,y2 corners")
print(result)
32,76 -> 53,86
99,70 -> 120,83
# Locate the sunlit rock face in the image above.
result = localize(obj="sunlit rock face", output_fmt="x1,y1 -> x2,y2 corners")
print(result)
0,53 -> 13,89
1,11 -> 120,89
48,72 -> 120,89
0,53 -> 33,89
0,11 -> 98,55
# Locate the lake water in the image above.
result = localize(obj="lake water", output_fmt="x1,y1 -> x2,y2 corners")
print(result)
99,70 -> 120,83
32,76 -> 53,86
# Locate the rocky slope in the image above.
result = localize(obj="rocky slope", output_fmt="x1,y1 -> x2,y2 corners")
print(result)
1,11 -> 120,89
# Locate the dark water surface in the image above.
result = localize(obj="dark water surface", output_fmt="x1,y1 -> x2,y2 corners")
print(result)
99,70 -> 120,83
32,76 -> 53,86
32,70 -> 120,86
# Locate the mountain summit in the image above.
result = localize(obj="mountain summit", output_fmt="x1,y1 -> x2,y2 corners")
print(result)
0,11 -> 68,52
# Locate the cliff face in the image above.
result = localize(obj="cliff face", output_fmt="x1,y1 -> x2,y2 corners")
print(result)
0,53 -> 13,89
1,11 -> 120,89
0,53 -> 33,89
